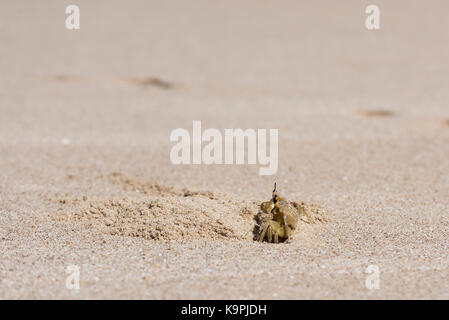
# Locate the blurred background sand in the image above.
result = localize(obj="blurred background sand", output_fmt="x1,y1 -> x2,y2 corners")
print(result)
0,0 -> 448,299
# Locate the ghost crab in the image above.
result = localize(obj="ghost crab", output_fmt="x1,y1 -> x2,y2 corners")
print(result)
257,183 -> 311,243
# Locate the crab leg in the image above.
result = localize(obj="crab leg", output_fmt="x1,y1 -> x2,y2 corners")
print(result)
258,224 -> 268,242
267,228 -> 273,242
283,214 -> 293,240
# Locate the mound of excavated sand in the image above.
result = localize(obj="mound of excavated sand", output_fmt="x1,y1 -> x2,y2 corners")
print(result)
54,174 -> 328,242
56,195 -> 256,241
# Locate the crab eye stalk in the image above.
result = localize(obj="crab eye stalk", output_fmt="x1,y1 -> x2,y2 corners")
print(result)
272,182 -> 278,203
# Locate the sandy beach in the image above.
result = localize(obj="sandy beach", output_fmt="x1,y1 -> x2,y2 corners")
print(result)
1,0 -> 448,299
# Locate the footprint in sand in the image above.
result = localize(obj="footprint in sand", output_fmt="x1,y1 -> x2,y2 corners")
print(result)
47,74 -> 174,90
126,77 -> 173,90
354,108 -> 395,118
51,74 -> 86,83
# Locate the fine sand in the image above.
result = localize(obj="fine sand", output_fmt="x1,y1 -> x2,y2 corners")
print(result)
0,0 -> 448,299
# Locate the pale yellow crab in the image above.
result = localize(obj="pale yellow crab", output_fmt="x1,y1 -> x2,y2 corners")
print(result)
257,183 -> 310,243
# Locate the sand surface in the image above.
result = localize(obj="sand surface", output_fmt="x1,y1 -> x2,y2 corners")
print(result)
1,0 -> 448,299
